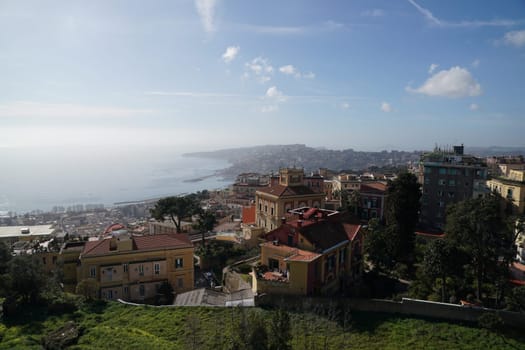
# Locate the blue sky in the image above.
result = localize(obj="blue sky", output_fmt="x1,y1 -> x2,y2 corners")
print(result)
1,0 -> 524,151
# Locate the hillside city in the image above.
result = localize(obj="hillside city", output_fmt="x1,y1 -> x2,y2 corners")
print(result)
1,144 -> 525,348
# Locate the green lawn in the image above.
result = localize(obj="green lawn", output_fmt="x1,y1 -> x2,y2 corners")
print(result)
1,301 -> 525,350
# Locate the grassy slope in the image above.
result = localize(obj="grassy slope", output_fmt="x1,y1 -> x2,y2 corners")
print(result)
1,302 -> 525,350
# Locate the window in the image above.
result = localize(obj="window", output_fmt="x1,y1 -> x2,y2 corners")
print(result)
439,201 -> 445,208
424,167 -> 432,174
448,192 -> 455,198
438,190 -> 444,197
42,257 -> 47,265
448,168 -> 457,175
264,205 -> 268,213
448,179 -> 456,186
270,207 -> 274,215
425,178 -> 430,185
438,179 -> 446,186
107,290 -> 113,299
90,267 -> 96,278
175,258 -> 183,268
178,278 -> 184,289
507,188 -> 514,199
138,264 -> 144,276
124,286 -> 129,296
439,168 -> 447,175
154,263 -> 160,275
268,258 -> 279,271
339,249 -> 345,264
123,264 -> 128,273
139,284 -> 145,297
52,256 -> 57,264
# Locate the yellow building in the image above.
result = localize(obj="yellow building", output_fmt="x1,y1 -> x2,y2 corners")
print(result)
255,168 -> 325,232
487,169 -> 525,215
78,233 -> 194,302
253,207 -> 364,296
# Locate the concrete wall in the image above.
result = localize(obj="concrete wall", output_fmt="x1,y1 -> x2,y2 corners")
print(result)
255,295 -> 525,330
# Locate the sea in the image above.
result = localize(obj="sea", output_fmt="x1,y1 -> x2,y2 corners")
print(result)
0,146 -> 231,214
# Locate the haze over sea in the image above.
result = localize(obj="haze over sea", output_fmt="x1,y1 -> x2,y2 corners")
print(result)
0,146 -> 230,214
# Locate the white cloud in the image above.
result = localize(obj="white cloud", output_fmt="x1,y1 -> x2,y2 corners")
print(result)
408,0 -> 520,28
279,65 -> 297,75
222,46 -> 240,63
341,102 -> 350,110
471,59 -> 480,68
407,66 -> 482,98
195,0 -> 217,33
244,20 -> 344,35
0,101 -> 155,118
261,105 -> 278,113
245,57 -> 274,83
381,102 -> 392,113
361,9 -> 385,17
265,86 -> 286,102
503,30 -> 525,47
278,65 -> 315,79
428,63 -> 439,74
469,103 -> 479,111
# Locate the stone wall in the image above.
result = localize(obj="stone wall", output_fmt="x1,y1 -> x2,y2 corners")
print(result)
255,295 -> 525,330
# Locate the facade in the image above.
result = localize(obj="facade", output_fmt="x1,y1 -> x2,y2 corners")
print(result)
253,207 -> 364,296
417,145 -> 488,230
487,169 -> 525,215
0,224 -> 56,246
231,173 -> 270,199
78,233 -> 194,302
358,182 -> 387,220
255,168 -> 325,232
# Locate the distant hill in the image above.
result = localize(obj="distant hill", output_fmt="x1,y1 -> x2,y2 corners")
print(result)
184,144 -> 420,178
185,144 -> 525,179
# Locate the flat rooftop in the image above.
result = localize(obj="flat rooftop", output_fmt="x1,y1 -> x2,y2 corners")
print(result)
0,224 -> 55,239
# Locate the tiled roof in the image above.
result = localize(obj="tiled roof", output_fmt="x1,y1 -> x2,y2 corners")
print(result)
81,234 -> 192,257
360,182 -> 387,194
343,223 -> 361,241
300,221 -> 349,251
260,241 -> 321,262
257,184 -> 317,197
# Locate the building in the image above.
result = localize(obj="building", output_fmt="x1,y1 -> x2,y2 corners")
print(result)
255,168 -> 325,232
358,182 -> 387,220
78,233 -> 194,302
0,224 -> 56,246
417,145 -> 488,230
487,169 -> 525,215
231,173 -> 270,199
60,241 -> 87,293
253,207 -> 364,296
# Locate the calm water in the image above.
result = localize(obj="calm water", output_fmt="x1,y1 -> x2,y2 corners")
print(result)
0,146 -> 231,213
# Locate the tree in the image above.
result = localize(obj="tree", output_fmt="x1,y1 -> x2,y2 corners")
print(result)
6,255 -> 47,303
506,286 -> 525,313
445,195 -> 514,301
194,210 -> 217,247
422,239 -> 464,302
384,172 -> 421,266
364,219 -> 396,272
75,278 -> 99,300
150,195 -> 200,233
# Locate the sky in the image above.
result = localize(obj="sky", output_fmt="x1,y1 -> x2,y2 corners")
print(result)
1,0 -> 525,152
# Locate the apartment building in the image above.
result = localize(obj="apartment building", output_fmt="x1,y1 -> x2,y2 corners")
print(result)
417,145 -> 488,230
78,233 -> 194,302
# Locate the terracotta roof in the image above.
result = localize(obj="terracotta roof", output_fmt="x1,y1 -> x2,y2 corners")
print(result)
104,223 -> 125,234
360,182 -> 387,194
343,223 -> 361,241
300,221 -> 349,251
81,234 -> 192,257
242,205 -> 256,224
260,241 -> 321,262
257,184 -> 317,197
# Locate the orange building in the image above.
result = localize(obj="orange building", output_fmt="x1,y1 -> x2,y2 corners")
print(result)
253,207 -> 364,296
78,233 -> 194,302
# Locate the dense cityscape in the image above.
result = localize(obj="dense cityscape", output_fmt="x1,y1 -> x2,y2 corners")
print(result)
1,144 -> 525,348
